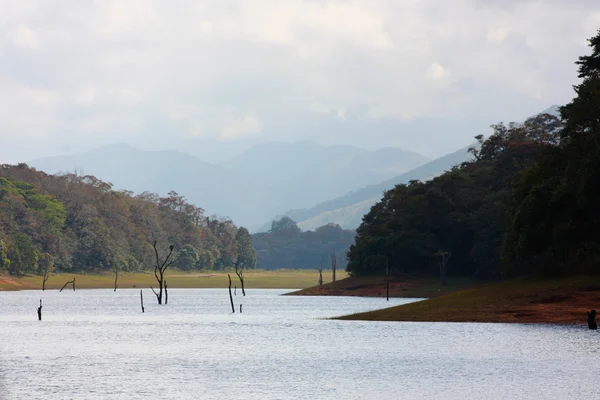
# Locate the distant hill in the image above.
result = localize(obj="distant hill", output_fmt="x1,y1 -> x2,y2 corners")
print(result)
281,144 -> 475,230
29,144 -> 279,227
29,141 -> 429,229
220,140 -> 429,210
275,105 -> 563,231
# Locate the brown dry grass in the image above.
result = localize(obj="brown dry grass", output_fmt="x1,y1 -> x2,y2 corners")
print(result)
336,276 -> 600,324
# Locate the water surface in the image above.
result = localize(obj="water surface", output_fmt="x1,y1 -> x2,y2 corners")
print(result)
0,289 -> 597,399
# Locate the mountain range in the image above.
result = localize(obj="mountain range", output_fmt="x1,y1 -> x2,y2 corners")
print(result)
27,105 -> 560,231
28,141 -> 429,229
273,105 -> 562,231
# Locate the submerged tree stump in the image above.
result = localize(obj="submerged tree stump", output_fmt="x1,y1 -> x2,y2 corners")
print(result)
59,278 -> 76,292
37,299 -> 42,321
587,309 -> 597,330
228,274 -> 235,313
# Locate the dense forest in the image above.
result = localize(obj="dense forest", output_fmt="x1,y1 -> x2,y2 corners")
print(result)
252,217 -> 355,270
0,164 -> 256,275
347,29 -> 600,279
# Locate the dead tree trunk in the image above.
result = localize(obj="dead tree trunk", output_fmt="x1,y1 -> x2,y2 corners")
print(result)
151,240 -> 175,305
435,250 -> 452,287
240,304 -> 243,313
587,309 -> 597,330
42,265 -> 50,291
113,265 -> 119,292
318,255 -> 324,285
164,281 -> 168,305
37,299 -> 42,321
59,278 -> 76,292
228,274 -> 235,313
331,252 -> 337,283
386,257 -> 390,301
140,290 -> 145,313
235,261 -> 246,296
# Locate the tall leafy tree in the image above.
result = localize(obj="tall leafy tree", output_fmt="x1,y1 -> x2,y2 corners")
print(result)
235,227 -> 256,269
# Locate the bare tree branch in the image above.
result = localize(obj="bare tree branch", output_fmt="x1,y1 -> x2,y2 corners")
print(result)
59,278 -> 76,292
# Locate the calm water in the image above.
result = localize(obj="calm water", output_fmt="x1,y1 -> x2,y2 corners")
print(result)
0,289 -> 598,400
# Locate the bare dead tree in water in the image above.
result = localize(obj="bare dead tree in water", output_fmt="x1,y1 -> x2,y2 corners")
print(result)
59,278 -> 76,292
386,257 -> 390,301
235,260 -> 246,296
150,240 -> 175,305
331,252 -> 337,283
113,263 -> 119,292
140,290 -> 145,313
435,250 -> 452,287
317,255 -> 324,286
37,299 -> 42,321
228,274 -> 235,313
39,253 -> 53,291
42,266 -> 50,292
164,281 -> 168,305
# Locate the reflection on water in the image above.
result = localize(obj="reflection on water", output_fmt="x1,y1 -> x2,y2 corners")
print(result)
0,289 -> 597,400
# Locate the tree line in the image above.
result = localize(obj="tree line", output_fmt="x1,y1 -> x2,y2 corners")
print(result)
347,29 -> 600,279
0,164 -> 256,276
252,217 -> 355,270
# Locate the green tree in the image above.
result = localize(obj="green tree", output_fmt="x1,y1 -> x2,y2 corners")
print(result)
235,227 -> 257,269
0,238 -> 10,271
175,244 -> 200,271
270,217 -> 301,236
505,29 -> 600,275
196,249 -> 216,270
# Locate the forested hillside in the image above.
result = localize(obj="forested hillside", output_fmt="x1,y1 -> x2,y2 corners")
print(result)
252,217 -> 355,270
0,164 -> 255,275
347,30 -> 600,279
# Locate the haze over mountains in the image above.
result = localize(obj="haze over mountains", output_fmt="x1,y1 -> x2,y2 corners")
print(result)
27,106 -> 560,232
275,105 -> 563,231
29,141 -> 429,230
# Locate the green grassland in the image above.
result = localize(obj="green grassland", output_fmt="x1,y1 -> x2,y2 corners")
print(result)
0,269 -> 349,291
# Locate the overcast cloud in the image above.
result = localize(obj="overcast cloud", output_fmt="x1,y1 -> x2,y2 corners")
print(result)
1,0 -> 599,162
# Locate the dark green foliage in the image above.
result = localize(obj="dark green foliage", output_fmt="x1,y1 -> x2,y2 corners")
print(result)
235,227 -> 257,269
504,29 -> 600,276
253,218 -> 355,269
0,166 -> 248,275
175,244 -> 200,271
348,29 -> 600,279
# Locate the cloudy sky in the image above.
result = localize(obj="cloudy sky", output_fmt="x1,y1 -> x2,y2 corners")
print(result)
1,0 -> 599,163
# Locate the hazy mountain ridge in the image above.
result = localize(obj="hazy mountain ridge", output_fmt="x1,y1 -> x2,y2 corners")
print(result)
282,144 -> 476,230
276,105 -> 563,231
220,141 -> 429,210
29,141 -> 429,229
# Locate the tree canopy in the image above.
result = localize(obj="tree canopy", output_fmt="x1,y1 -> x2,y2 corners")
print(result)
253,218 -> 355,269
347,29 -> 600,278
0,165 -> 254,275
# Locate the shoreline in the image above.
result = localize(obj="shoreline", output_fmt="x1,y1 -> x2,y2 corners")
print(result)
333,276 -> 600,325
285,275 -> 475,299
0,270 -> 347,291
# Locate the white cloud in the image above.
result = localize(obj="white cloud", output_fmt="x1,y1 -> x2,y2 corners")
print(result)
0,0 -> 599,159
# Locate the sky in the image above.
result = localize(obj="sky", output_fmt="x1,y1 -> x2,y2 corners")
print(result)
1,0 -> 599,163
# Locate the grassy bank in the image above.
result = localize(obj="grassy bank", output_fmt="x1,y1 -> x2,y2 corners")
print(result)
0,269 -> 348,291
335,276 -> 600,324
286,275 -> 475,298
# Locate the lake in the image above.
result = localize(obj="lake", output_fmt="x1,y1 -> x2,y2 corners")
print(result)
0,289 -> 597,399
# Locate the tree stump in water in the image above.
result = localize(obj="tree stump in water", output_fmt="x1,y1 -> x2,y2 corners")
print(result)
37,299 -> 42,321
587,309 -> 597,330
